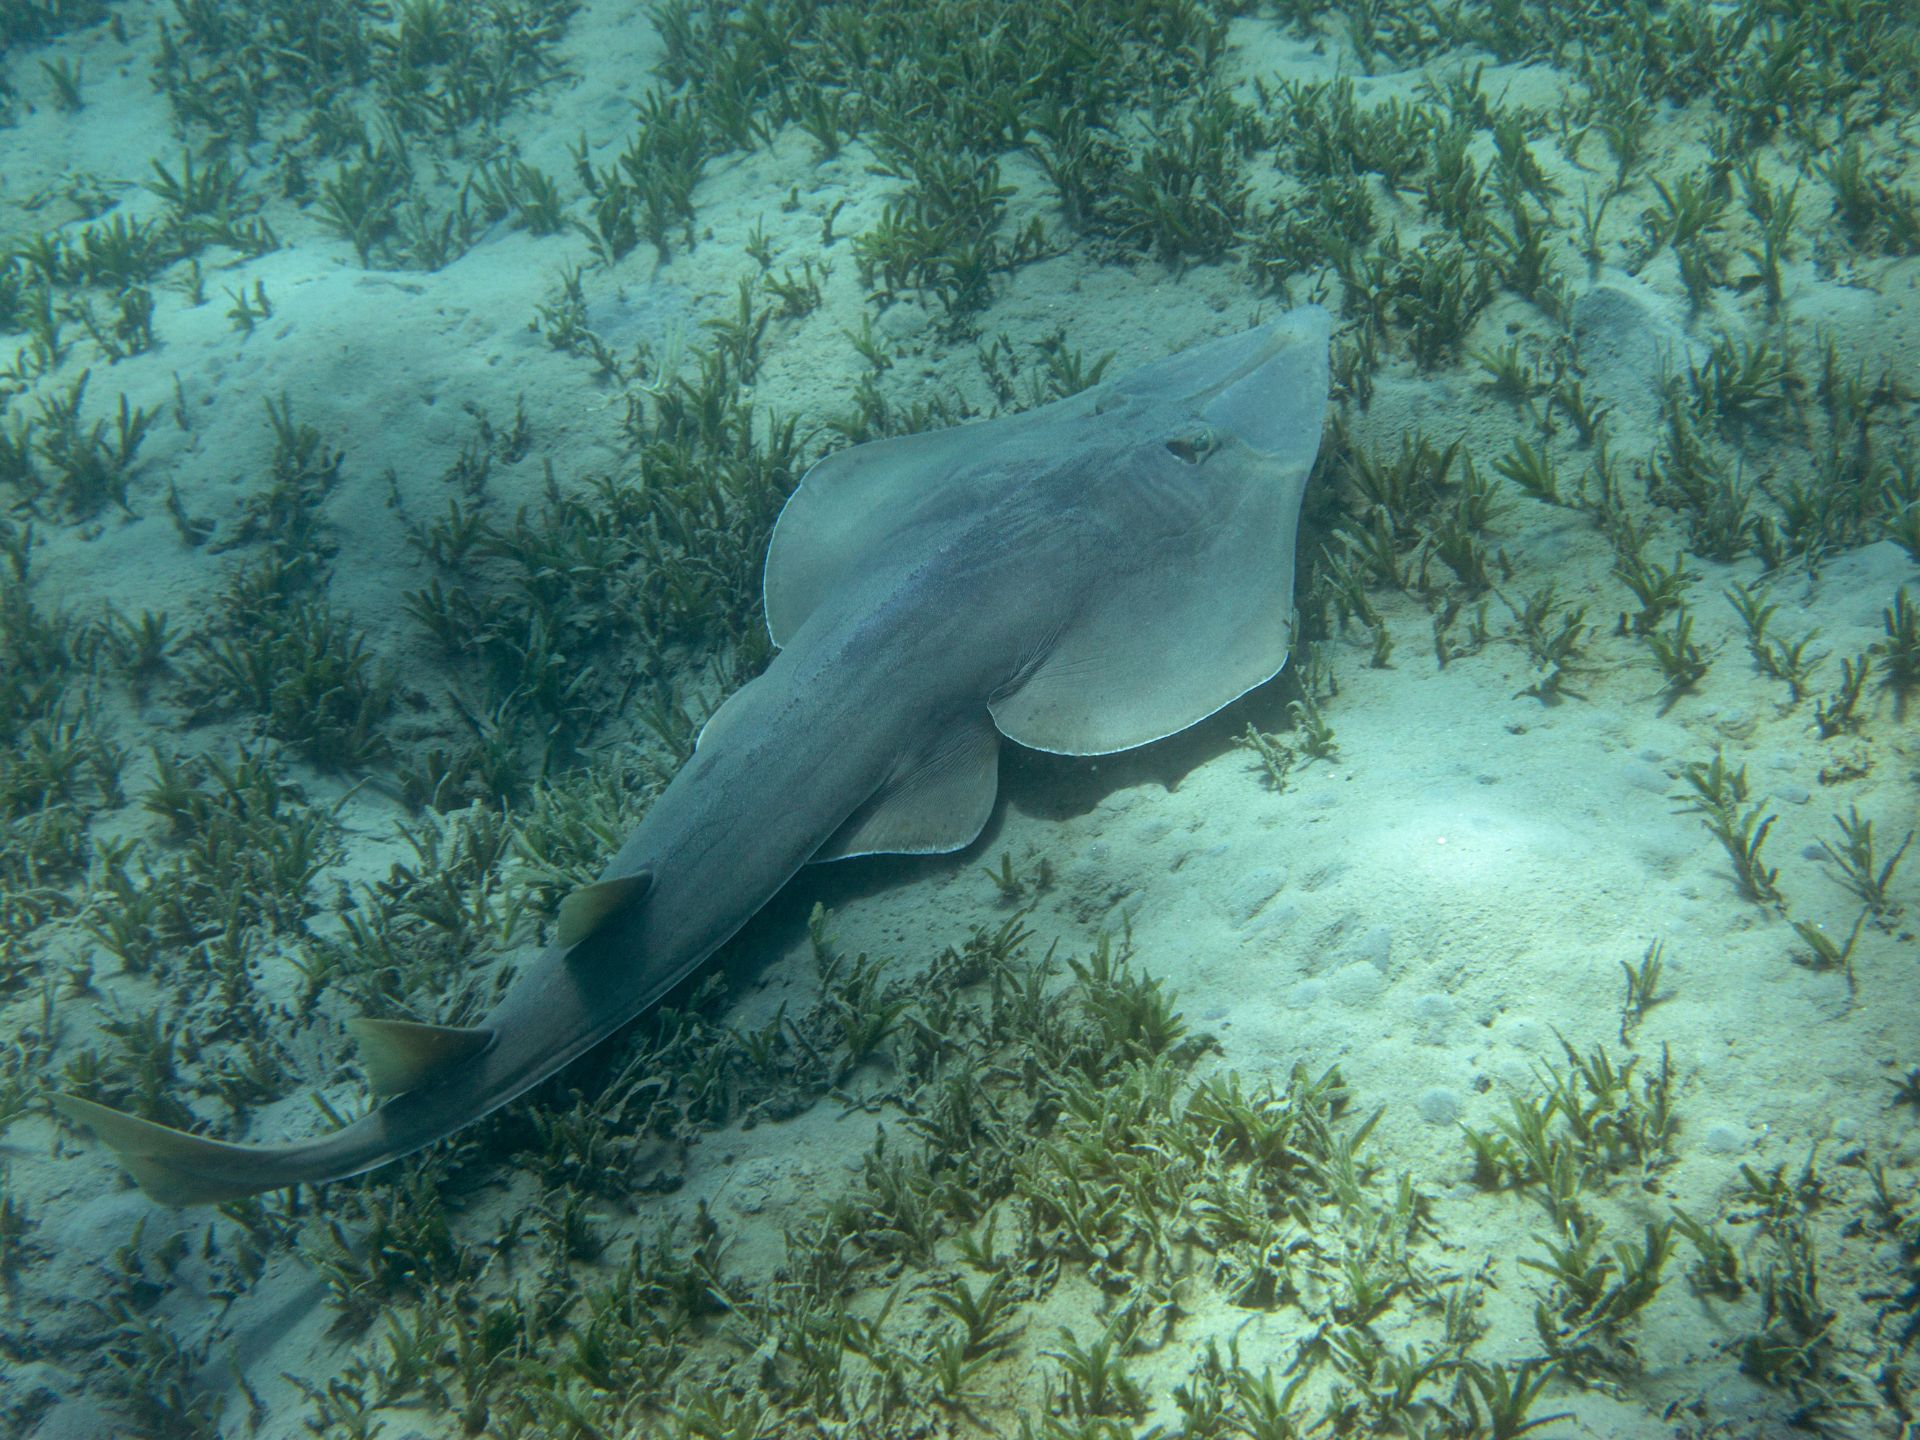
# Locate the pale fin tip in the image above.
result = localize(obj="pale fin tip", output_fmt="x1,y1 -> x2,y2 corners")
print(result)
555,869 -> 653,948
345,1017 -> 493,1099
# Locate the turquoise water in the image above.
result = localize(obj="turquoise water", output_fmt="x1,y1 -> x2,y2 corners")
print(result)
1,2 -> 1917,1436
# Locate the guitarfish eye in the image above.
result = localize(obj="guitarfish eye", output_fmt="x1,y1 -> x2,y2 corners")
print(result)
1164,426 -> 1217,464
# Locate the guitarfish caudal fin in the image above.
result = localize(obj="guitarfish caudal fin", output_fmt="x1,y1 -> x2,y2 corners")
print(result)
48,1093 -> 330,1206
48,1015 -> 496,1202
49,867 -> 659,1203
